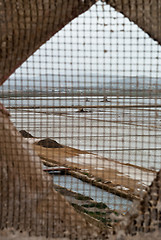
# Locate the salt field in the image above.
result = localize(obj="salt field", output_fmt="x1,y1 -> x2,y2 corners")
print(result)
3,94 -> 161,172
4,95 -> 161,172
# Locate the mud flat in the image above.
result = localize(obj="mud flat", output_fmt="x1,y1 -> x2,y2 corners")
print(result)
32,141 -> 157,200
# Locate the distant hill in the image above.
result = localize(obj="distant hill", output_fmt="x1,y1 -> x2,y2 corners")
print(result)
1,75 -> 161,97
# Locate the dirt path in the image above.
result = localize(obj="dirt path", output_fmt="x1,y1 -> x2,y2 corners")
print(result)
33,143 -> 156,199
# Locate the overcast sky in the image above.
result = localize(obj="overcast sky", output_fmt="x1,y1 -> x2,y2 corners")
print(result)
8,1 -> 161,86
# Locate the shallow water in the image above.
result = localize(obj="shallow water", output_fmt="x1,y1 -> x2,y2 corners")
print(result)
53,174 -> 131,211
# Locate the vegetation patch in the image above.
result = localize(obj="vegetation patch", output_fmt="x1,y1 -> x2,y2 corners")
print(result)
82,172 -> 90,177
83,209 -> 112,225
75,193 -> 92,201
82,202 -> 107,209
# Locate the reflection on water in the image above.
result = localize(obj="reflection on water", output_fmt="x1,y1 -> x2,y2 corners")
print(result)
53,174 -> 132,211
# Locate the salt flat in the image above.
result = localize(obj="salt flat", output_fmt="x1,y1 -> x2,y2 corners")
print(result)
9,96 -> 161,171
6,96 -> 161,193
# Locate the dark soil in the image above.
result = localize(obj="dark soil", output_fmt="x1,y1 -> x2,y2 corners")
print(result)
36,138 -> 63,148
20,130 -> 34,138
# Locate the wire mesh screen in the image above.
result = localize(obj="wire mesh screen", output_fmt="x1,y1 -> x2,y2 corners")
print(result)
0,0 -> 161,239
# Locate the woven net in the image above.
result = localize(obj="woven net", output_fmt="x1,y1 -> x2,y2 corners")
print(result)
0,1 -> 161,239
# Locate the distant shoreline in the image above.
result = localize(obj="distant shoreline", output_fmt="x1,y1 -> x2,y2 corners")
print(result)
1,87 -> 161,98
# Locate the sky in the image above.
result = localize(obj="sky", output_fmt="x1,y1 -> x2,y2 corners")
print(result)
7,1 -> 161,87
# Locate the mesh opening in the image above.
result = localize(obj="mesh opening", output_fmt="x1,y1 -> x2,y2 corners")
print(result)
0,1 -> 161,239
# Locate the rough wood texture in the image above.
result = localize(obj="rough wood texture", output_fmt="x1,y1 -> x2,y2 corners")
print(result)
0,0 -> 96,85
106,169 -> 161,239
0,111 -> 103,239
125,169 -> 161,235
0,1 -> 161,86
106,0 -> 161,45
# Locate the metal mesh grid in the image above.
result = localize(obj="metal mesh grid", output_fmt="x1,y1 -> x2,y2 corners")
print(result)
0,0 -> 161,239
